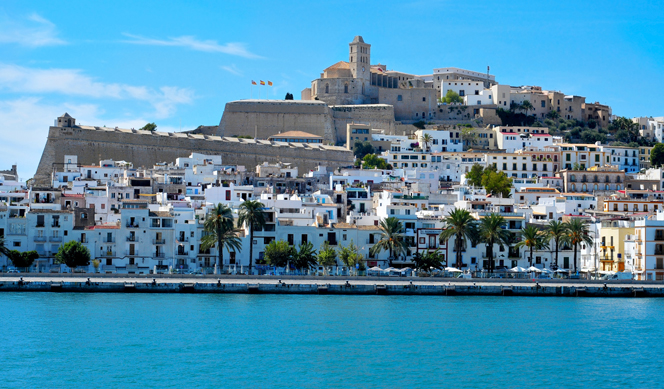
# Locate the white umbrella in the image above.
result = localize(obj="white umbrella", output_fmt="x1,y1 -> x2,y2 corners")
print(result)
509,266 -> 527,272
554,269 -> 569,273
384,267 -> 399,272
540,268 -> 553,273
445,267 -> 463,273
526,266 -> 541,273
368,266 -> 384,271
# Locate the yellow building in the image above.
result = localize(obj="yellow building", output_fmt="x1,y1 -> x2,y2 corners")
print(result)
599,219 -> 634,272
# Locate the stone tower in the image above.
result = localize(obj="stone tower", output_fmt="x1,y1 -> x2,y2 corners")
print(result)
349,36 -> 370,82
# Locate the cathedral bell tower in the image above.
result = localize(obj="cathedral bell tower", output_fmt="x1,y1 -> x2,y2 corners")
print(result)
349,36 -> 371,83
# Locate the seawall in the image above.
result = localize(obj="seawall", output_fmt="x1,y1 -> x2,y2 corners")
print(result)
1,275 -> 661,297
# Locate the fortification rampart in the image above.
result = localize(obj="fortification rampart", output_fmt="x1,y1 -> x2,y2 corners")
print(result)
330,104 -> 395,144
218,100 -> 335,142
34,125 -> 353,185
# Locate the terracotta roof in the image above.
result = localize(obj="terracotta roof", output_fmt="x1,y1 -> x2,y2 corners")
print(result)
531,133 -> 551,137
325,61 -> 350,71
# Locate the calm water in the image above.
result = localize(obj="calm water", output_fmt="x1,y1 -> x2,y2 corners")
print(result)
0,293 -> 661,388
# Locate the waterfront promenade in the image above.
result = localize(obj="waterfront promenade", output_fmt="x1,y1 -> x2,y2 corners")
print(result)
1,274 -> 662,296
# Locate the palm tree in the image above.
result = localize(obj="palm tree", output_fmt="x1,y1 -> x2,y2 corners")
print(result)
238,200 -> 266,275
565,218 -> 593,273
546,220 -> 568,270
201,203 -> 242,273
478,213 -> 511,273
520,100 -> 534,116
370,217 -> 406,266
439,209 -> 478,269
516,225 -> 548,267
420,133 -> 433,152
0,237 -> 9,257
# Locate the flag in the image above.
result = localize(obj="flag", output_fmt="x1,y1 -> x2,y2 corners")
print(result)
268,81 -> 273,86
251,80 -> 257,85
260,80 -> 265,85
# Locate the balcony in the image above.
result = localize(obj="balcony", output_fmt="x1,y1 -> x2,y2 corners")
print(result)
36,223 -> 45,228
51,223 -> 60,228
103,238 -> 115,243
126,236 -> 137,242
79,237 -> 88,243
655,236 -> 664,241
176,251 -> 189,256
655,250 -> 664,256
126,222 -> 140,228
34,236 -> 47,242
49,236 -> 63,242
126,251 -> 140,256
100,251 -> 115,257
153,239 -> 166,245
154,253 -> 165,258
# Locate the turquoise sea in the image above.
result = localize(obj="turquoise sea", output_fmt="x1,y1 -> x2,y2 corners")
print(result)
0,293 -> 661,388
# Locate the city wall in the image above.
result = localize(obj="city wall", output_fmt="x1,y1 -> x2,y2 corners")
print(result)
33,126 -> 353,185
218,100 -> 336,142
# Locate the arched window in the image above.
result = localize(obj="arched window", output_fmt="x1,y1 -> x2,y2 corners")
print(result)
362,84 -> 365,95
325,84 -> 329,94
616,176 -> 621,183
344,84 -> 348,94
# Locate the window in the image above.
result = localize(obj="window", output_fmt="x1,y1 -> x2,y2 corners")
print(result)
397,95 -> 402,101
344,84 -> 348,93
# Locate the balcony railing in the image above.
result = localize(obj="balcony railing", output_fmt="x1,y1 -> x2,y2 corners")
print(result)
154,253 -> 165,258
153,239 -> 166,245
103,238 -> 115,243
100,251 -> 115,257
34,236 -> 47,242
126,222 -> 140,228
36,223 -> 45,228
655,250 -> 664,256
80,238 -> 88,243
176,251 -> 189,256
655,236 -> 664,241
126,251 -> 139,256
51,223 -> 60,228
49,236 -> 63,242
126,236 -> 137,242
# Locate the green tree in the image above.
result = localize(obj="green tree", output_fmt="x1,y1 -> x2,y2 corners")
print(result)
339,240 -> 365,274
565,218 -> 593,273
546,110 -> 560,120
293,242 -> 317,272
439,90 -> 463,104
466,163 -> 485,186
362,154 -> 390,170
545,220 -> 569,270
55,241 -> 91,270
650,144 -> 664,168
520,100 -> 534,116
201,203 -> 242,272
238,200 -> 266,275
608,117 -> 639,142
572,162 -> 582,171
478,213 -> 511,273
482,170 -> 512,197
370,217 -> 406,266
7,250 -> 39,269
264,240 -> 294,269
353,141 -> 374,159
439,209 -> 478,269
461,127 -> 478,149
139,122 -> 157,132
515,225 -> 548,267
412,250 -> 445,274
580,130 -> 606,144
317,242 -> 337,273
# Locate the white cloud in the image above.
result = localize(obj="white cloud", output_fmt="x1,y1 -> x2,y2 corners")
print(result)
0,13 -> 66,47
122,33 -> 262,59
0,63 -> 194,118
221,64 -> 243,76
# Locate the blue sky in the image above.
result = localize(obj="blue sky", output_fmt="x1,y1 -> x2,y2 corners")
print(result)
1,0 -> 663,180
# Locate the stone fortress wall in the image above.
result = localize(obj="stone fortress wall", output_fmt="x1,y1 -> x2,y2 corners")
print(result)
33,124 -> 354,185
